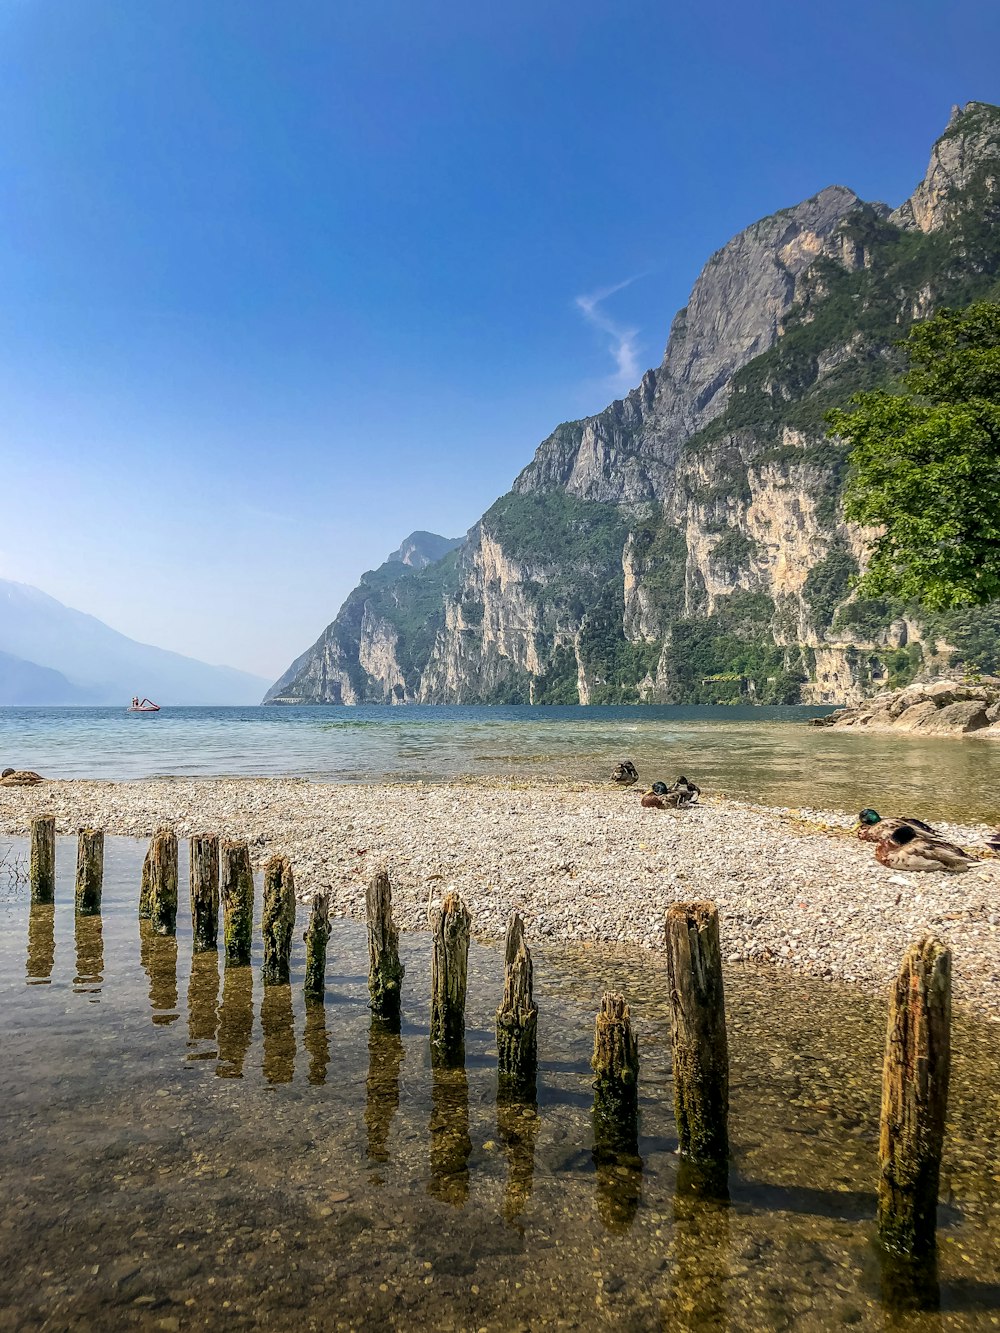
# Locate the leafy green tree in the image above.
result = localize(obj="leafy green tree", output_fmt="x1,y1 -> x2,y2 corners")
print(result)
828,301 -> 1000,609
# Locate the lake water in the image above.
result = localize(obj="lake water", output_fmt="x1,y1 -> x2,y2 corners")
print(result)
1,837 -> 998,1330
2,704 -> 1000,822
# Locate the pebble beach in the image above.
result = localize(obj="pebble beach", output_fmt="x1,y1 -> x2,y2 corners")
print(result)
2,777 -> 999,1020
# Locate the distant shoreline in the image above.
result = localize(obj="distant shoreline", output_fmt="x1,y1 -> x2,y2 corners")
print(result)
2,777 -> 998,1021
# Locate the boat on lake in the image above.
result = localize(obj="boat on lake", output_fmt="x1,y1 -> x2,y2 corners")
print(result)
127,697 -> 160,713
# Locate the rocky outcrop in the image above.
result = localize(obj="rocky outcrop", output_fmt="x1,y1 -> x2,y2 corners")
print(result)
816,679 -> 1000,737
268,103 -> 1000,709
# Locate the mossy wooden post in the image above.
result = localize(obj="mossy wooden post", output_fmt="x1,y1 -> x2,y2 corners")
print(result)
75,828 -> 104,915
877,935 -> 951,1257
147,828 -> 179,936
220,839 -> 254,968
430,892 -> 471,1066
262,854 -> 296,985
496,912 -> 537,1094
304,891 -> 332,1002
592,992 -> 641,1232
665,901 -> 729,1183
30,814 -> 56,904
189,833 -> 220,952
366,865 -> 404,1026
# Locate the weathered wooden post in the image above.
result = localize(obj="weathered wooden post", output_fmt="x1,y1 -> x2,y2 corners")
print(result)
303,892 -> 332,1002
146,828 -> 179,936
665,900 -> 729,1188
366,865 -> 404,1027
261,854 -> 296,985
220,839 -> 254,967
496,912 -> 538,1095
429,892 -> 471,1065
877,935 -> 951,1258
189,833 -> 220,951
591,992 -> 642,1233
75,828 -> 104,915
29,814 -> 56,904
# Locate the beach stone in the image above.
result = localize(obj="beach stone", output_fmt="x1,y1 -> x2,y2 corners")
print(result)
911,700 -> 990,734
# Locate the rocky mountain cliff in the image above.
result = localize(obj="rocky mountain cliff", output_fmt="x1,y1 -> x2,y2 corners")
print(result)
269,103 -> 1000,708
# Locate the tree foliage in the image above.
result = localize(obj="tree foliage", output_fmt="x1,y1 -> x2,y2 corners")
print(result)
829,301 -> 1000,610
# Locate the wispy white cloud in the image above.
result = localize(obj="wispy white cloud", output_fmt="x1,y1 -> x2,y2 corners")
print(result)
574,277 -> 641,392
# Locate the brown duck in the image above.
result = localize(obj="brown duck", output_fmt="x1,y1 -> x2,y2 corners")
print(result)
0,768 -> 43,787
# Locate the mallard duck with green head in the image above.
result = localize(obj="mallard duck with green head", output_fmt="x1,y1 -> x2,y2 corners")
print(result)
856,808 -> 940,843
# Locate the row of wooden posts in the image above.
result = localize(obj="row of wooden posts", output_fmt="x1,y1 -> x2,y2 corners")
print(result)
28,814 -> 949,1261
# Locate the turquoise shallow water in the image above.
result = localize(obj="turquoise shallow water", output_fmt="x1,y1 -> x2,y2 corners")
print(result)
2,704 -> 1000,822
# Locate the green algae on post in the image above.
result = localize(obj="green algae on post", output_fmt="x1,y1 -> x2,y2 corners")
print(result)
366,865 -> 404,1027
220,839 -> 254,968
665,900 -> 729,1178
147,828 -> 179,936
303,891 -> 331,1003
429,891 -> 470,1066
74,828 -> 104,916
189,833 -> 220,952
495,911 -> 537,1095
878,934 -> 951,1257
29,814 -> 55,904
261,854 -> 296,986
591,991 -> 642,1233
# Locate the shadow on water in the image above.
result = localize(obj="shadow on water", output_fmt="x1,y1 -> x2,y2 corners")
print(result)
1,834 -> 998,1330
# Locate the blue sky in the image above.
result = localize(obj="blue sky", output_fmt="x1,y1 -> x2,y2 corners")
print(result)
0,0 -> 997,679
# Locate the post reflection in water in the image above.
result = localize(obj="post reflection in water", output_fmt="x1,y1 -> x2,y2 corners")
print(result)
365,1020 -> 404,1165
663,1162 -> 731,1328
303,1001 -> 331,1086
261,984 -> 296,1085
497,1081 -> 539,1224
139,921 -> 178,1025
428,1062 -> 472,1207
26,903 -> 56,985
187,949 -> 220,1057
217,965 -> 253,1079
73,911 -> 105,999
591,1086 -> 643,1234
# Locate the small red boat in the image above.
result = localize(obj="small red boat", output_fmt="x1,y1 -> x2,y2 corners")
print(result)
127,697 -> 160,713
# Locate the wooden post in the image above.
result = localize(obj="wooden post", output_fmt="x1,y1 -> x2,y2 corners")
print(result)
189,833 -> 220,952
29,814 -> 56,904
220,839 -> 254,968
591,992 -> 642,1233
496,912 -> 538,1092
366,865 -> 404,1027
75,828 -> 104,915
146,828 -> 179,936
261,854 -> 296,986
303,892 -> 332,1002
877,935 -> 951,1257
665,901 -> 729,1174
592,991 -> 639,1120
429,892 -> 470,1065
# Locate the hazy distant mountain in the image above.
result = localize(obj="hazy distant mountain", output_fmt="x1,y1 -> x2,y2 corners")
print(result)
0,580 -> 269,705
0,649 -> 95,706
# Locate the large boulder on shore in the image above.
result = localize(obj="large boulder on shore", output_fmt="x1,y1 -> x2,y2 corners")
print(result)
815,679 -> 1000,738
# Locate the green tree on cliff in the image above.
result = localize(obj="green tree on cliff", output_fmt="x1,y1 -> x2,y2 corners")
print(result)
829,300 -> 1000,609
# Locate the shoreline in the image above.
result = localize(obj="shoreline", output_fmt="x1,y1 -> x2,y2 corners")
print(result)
2,777 -> 998,1020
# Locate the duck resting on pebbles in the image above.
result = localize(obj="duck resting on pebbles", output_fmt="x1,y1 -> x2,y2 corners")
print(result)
874,823 -> 978,872
668,776 -> 701,806
641,779 -> 700,810
611,761 -> 639,788
856,808 -> 940,842
0,768 -> 43,787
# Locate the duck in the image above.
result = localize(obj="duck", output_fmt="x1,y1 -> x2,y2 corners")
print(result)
0,768 -> 43,787
668,775 -> 701,806
642,782 -> 683,810
856,808 -> 941,843
612,761 -> 639,788
874,822 -> 977,872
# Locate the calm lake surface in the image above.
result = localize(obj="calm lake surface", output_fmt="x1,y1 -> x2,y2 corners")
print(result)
0,838 -> 997,1330
2,704 -> 999,822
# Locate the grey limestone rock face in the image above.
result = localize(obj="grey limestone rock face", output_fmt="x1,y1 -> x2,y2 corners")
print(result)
891,101 -> 1000,233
